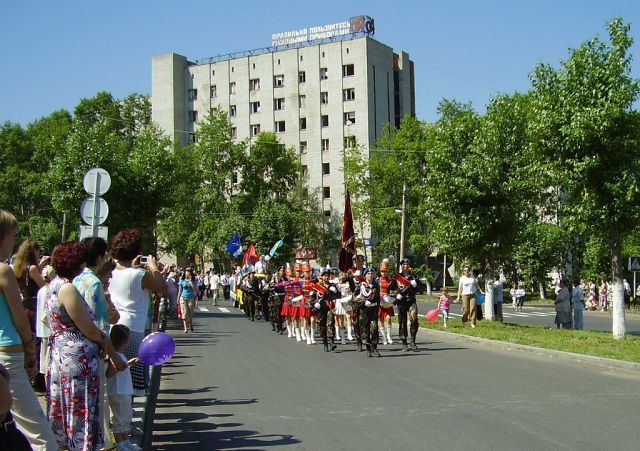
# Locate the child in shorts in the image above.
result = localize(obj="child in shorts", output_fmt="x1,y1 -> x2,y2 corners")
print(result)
106,324 -> 142,451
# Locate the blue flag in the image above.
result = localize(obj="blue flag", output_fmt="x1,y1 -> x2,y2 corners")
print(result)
225,233 -> 243,258
269,238 -> 284,257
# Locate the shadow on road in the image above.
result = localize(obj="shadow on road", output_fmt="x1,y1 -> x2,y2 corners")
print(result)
153,385 -> 301,450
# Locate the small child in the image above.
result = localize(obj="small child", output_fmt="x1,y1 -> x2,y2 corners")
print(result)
106,324 -> 142,451
438,287 -> 451,327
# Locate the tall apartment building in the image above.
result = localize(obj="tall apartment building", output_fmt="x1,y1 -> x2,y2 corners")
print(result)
151,21 -> 414,225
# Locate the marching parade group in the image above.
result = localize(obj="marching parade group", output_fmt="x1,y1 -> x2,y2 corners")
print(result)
235,256 -> 425,357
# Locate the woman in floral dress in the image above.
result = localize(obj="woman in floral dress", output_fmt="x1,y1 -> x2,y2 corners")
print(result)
46,242 -> 126,451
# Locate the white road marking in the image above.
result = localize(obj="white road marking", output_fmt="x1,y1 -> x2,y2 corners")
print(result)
198,306 -> 209,312
219,307 -> 230,313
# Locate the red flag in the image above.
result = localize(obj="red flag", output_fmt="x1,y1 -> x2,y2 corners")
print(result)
242,243 -> 259,267
339,189 -> 356,272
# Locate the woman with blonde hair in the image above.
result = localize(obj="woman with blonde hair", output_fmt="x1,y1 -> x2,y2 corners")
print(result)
0,209 -> 57,450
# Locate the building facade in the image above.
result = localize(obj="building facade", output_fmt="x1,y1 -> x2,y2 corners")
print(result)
151,32 -> 414,222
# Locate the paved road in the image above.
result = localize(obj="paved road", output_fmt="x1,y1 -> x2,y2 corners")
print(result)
416,297 -> 640,333
152,300 -> 640,450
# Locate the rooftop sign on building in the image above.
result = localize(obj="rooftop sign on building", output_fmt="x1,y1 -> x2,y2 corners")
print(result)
271,15 -> 375,47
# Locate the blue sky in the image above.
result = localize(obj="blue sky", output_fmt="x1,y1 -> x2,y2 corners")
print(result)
2,0 -> 639,126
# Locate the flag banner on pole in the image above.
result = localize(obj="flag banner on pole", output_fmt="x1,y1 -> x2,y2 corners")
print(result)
269,238 -> 285,257
242,243 -> 260,267
225,233 -> 243,258
339,189 -> 356,272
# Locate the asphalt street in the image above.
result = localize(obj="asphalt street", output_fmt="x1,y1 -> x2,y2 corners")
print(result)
151,299 -> 640,451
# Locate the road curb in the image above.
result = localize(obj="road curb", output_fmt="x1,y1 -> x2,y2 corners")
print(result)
420,327 -> 640,372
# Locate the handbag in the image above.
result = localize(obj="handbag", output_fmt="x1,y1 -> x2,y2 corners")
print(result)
0,412 -> 32,451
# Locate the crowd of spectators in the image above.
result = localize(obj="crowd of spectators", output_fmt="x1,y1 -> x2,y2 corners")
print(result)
1,209 -> 168,451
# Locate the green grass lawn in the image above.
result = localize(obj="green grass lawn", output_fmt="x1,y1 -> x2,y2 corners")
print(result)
415,316 -> 640,363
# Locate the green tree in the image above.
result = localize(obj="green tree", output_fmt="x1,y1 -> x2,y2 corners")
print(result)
530,18 -> 640,339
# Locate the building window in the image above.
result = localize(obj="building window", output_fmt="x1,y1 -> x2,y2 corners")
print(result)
274,74 -> 285,87
299,71 -> 306,83
299,94 -> 306,109
230,82 -> 236,94
301,165 -> 308,178
275,120 -> 286,133
320,92 -> 328,104
299,141 -> 308,154
343,88 -> 356,101
300,55 -> 303,62
299,117 -> 307,130
188,110 -> 198,122
250,101 -> 261,114
343,64 -> 355,77
344,136 -> 356,149
322,163 -> 330,175
188,89 -> 198,101
212,69 -> 215,76
231,127 -> 237,139
324,210 -> 331,217
344,111 -> 356,125
320,68 -> 328,80
274,98 -> 285,111
210,85 -> 217,98
189,133 -> 197,143
346,48 -> 349,54
232,171 -> 238,184
323,186 -> 331,199
252,63 -> 255,69
321,115 -> 329,127
322,138 -> 330,151
229,105 -> 237,117
251,124 -> 261,136
322,51 -> 325,58
231,66 -> 235,73
250,78 -> 260,91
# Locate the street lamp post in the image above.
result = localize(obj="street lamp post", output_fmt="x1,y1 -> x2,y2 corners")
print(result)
398,181 -> 406,263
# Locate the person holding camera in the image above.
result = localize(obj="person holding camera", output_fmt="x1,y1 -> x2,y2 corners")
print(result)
109,228 -> 167,396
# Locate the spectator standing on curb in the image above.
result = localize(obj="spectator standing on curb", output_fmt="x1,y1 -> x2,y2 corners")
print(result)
106,325 -> 142,451
222,270 -> 231,301
35,265 -> 55,391
196,271 -> 206,304
178,268 -> 197,333
0,209 -> 57,451
456,265 -> 482,328
46,241 -> 127,451
109,228 -> 167,397
210,270 -> 220,306
74,237 -> 119,450
554,279 -> 572,329
515,283 -> 526,312
493,277 -> 504,322
573,279 -> 586,330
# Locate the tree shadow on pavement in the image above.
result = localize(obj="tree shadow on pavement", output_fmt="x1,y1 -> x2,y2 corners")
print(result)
153,385 -> 300,450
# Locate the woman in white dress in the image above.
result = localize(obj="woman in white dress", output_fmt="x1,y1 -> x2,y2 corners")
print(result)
336,271 -> 356,342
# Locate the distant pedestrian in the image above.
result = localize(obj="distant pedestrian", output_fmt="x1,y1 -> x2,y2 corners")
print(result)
456,265 -> 483,328
572,279 -> 585,330
515,283 -> 525,312
554,279 -> 572,329
493,278 -> 504,322
599,279 -> 608,311
210,270 -> 220,306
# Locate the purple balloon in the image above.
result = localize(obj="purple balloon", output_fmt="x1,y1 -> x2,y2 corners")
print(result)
138,332 -> 175,366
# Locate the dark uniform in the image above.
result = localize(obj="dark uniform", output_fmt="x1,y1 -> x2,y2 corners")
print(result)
312,279 -> 339,352
271,271 -> 287,333
242,273 -> 260,321
354,270 -> 381,357
389,258 -> 421,351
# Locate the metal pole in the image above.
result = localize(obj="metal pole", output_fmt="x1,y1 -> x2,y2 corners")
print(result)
61,212 -> 66,242
634,271 -> 636,301
443,254 -> 447,289
92,172 -> 100,237
399,181 -> 406,263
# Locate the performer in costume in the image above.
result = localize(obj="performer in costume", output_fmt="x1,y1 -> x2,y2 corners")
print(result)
354,267 -> 381,357
377,259 -> 395,345
336,270 -> 355,343
258,272 -> 271,322
389,258 -> 421,351
300,263 -> 315,345
271,267 -> 286,334
311,270 -> 339,352
291,264 -> 306,341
